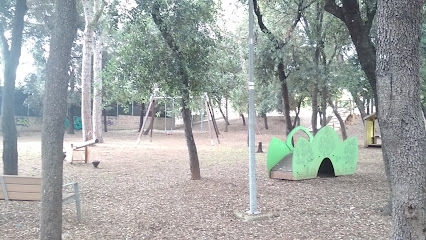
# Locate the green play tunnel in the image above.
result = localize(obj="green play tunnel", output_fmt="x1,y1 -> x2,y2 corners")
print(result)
266,126 -> 358,180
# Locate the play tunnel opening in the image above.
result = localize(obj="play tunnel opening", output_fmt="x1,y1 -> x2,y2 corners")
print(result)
317,158 -> 335,178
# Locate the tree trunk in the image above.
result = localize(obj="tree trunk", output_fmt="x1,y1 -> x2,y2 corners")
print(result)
292,99 -> 302,128
40,0 -> 77,239
139,102 -> 145,132
225,97 -> 229,132
351,91 -> 367,121
321,86 -> 328,127
181,94 -> 201,180
81,2 -> 94,141
263,115 -> 268,130
311,84 -> 319,135
66,72 -> 75,134
376,1 -> 426,238
92,32 -> 103,143
328,99 -> 347,140
278,62 -> 292,135
81,0 -> 102,141
240,113 -> 246,126
0,0 -> 27,175
151,2 -> 201,179
366,98 -> 370,115
215,99 -> 229,131
102,109 -> 107,132
143,102 -> 155,135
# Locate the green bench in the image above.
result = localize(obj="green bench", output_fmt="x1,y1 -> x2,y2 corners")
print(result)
0,175 -> 81,221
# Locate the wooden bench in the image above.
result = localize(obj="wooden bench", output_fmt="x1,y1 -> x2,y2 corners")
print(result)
65,138 -> 99,163
0,175 -> 81,221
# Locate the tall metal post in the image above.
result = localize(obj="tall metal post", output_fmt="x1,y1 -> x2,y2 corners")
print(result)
247,0 -> 259,215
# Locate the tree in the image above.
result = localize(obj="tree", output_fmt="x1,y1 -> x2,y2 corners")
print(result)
81,0 -> 103,141
92,29 -> 104,142
253,0 -> 309,135
376,0 -> 426,238
150,0 -> 216,180
324,0 -> 377,98
39,0 -> 77,238
105,0 -> 218,180
0,0 -> 27,175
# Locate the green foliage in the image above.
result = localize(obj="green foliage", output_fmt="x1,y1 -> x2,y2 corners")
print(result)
0,0 -> 14,27
104,0 -> 222,113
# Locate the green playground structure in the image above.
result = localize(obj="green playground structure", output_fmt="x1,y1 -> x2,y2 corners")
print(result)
267,126 -> 358,180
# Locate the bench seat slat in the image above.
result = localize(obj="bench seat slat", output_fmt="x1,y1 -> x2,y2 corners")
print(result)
1,183 -> 41,193
0,191 -> 42,201
2,176 -> 41,185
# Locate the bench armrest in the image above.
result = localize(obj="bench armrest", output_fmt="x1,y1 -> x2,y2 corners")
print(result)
63,182 -> 77,188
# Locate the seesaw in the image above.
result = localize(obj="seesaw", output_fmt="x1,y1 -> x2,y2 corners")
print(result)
267,126 -> 358,180
65,139 -> 99,164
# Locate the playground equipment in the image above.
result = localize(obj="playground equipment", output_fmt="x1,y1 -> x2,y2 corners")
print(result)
267,126 -> 358,180
65,139 -> 99,164
363,112 -> 382,148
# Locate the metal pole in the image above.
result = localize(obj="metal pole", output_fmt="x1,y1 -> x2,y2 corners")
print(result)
247,0 -> 258,215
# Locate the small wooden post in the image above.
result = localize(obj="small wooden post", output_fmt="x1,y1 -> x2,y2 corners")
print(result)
84,146 -> 89,163
256,142 -> 263,153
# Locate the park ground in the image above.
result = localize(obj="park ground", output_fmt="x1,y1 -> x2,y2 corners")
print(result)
0,112 -> 390,239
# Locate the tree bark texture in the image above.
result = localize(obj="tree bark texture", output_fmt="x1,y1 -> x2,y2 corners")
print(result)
225,98 -> 229,132
376,0 -> 426,238
321,86 -> 328,127
278,63 -> 293,135
139,102 -> 145,132
81,0 -> 102,141
66,72 -> 75,134
181,94 -> 201,180
311,84 -> 319,135
366,98 -> 370,115
81,0 -> 94,141
102,109 -> 107,132
39,0 -> 77,239
92,32 -> 103,143
328,98 -> 347,140
422,104 -> 426,120
240,113 -> 246,126
215,99 -> 229,131
263,115 -> 268,130
0,0 -> 27,175
292,100 -> 302,128
351,91 -> 367,122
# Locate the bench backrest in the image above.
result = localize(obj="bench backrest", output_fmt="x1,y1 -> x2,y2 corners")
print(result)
0,175 -> 42,201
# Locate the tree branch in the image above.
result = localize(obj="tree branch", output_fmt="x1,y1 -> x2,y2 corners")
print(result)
10,0 -> 28,57
252,0 -> 302,49
91,0 -> 106,26
151,2 -> 179,53
324,0 -> 344,21
365,0 -> 376,33
0,24 -> 9,55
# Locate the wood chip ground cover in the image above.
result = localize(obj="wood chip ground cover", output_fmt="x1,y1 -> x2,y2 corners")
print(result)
0,116 -> 390,239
